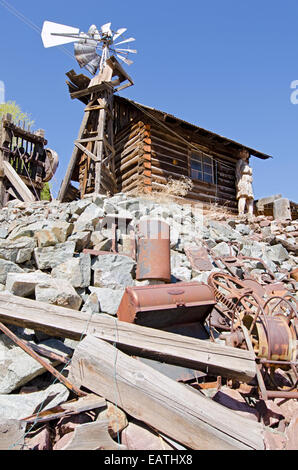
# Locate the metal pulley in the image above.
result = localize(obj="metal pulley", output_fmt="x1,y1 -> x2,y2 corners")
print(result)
43,148 -> 59,182
243,313 -> 297,368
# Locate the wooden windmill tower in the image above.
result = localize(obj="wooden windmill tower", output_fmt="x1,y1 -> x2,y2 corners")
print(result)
41,21 -> 136,201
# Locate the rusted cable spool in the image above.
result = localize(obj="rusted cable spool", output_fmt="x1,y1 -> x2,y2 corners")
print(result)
136,219 -> 171,282
243,313 -> 297,368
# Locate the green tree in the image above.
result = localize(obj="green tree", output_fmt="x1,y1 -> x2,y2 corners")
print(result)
0,101 -> 34,128
40,182 -> 52,201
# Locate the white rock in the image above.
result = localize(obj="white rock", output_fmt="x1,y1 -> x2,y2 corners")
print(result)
0,384 -> 69,420
35,278 -> 82,310
6,271 -> 51,297
89,287 -> 124,315
51,254 -> 91,288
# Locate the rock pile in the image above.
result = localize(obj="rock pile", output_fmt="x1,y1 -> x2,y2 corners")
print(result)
0,192 -> 297,450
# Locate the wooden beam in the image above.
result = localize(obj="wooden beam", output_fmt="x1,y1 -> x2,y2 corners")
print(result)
69,335 -> 265,450
3,161 -> 35,203
0,293 -> 256,382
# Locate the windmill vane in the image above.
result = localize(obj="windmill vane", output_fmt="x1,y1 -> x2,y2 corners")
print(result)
41,21 -> 137,75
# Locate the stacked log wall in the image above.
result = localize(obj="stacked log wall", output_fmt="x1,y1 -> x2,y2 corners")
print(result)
114,120 -> 152,193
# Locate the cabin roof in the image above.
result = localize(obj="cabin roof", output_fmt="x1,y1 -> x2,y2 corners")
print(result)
116,96 -> 272,160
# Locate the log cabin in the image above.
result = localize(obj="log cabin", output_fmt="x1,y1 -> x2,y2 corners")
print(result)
113,96 -> 272,210
61,62 -> 272,211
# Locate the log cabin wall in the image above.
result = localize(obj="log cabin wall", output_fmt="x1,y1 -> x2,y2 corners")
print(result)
113,97 -> 258,209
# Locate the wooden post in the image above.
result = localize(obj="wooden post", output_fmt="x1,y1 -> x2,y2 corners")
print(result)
0,113 -> 12,206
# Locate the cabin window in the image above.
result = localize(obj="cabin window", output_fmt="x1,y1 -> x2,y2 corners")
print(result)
190,152 -> 214,184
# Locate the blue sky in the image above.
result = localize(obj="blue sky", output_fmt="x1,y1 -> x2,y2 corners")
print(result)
0,0 -> 297,201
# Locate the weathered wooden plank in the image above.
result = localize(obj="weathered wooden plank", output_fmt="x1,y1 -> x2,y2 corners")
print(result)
3,161 -> 35,203
0,293 -> 256,382
69,336 -> 264,450
61,421 -> 126,450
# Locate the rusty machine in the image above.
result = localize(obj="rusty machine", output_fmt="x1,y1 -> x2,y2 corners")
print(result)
41,20 -> 136,202
0,113 -> 58,206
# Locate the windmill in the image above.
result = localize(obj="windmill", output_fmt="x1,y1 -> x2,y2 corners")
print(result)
41,21 -> 137,75
41,21 -> 136,201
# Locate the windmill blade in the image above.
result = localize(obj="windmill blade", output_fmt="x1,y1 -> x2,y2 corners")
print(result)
115,48 -> 137,54
41,21 -> 80,48
116,54 -> 134,66
114,37 -> 135,46
74,42 -> 98,68
85,55 -> 101,75
113,28 -> 127,41
101,22 -> 112,36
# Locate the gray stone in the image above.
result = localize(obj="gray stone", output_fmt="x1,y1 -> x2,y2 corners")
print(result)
35,278 -> 82,310
0,384 -> 69,420
0,338 -> 72,394
70,199 -> 92,216
92,254 -> 135,289
208,220 -> 240,242
68,231 -> 91,251
34,241 -> 76,270
192,268 -> 222,284
8,221 -> 46,241
35,222 -> 73,248
73,204 -> 105,232
0,259 -> 24,284
171,266 -> 192,281
240,240 -> 264,259
266,244 -> 290,264
0,237 -> 35,264
273,198 -> 292,221
235,224 -> 251,235
0,418 -> 26,450
51,254 -> 91,288
0,228 -> 8,239
81,292 -> 100,314
89,287 -> 124,315
212,242 -> 234,258
6,271 -> 51,297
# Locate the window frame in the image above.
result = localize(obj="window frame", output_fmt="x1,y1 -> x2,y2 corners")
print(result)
189,150 -> 215,185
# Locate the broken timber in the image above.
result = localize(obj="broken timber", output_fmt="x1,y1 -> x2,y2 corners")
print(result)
69,335 -> 265,450
0,293 -> 256,382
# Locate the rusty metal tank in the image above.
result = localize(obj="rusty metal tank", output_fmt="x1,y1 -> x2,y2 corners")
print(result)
117,281 -> 216,329
136,219 -> 171,282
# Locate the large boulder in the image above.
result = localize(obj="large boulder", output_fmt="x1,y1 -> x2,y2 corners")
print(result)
0,259 -> 24,284
6,271 -> 51,297
0,384 -> 69,420
73,204 -> 105,233
92,254 -> 135,289
89,287 -> 124,315
34,241 -> 76,270
35,278 -> 82,310
51,254 -> 91,288
0,338 -> 72,394
0,237 -> 35,264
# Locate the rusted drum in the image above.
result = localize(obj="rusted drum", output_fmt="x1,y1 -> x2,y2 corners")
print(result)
136,219 -> 171,282
243,314 -> 297,368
